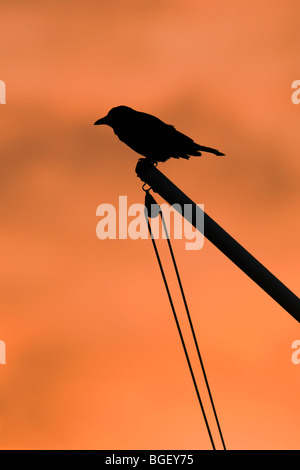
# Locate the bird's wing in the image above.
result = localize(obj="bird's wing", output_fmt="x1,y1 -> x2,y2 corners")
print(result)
122,112 -> 174,156
135,112 -> 194,148
163,125 -> 203,157
116,110 -> 202,160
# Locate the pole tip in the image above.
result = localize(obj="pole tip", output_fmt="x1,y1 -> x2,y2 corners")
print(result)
135,158 -> 155,180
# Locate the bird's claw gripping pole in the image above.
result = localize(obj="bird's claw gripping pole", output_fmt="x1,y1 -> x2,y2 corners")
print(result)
136,158 -> 300,323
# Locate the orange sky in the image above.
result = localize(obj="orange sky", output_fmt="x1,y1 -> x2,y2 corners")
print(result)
0,0 -> 300,450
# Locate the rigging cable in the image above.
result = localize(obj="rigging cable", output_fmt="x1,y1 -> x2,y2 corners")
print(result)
144,187 -> 226,450
144,188 -> 216,450
159,206 -> 226,451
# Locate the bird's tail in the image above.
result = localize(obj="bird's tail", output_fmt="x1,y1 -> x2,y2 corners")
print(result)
195,145 -> 225,156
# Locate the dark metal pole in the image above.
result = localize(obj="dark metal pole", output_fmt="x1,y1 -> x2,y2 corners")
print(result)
136,159 -> 300,323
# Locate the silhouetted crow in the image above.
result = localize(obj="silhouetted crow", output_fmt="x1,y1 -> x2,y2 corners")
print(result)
94,105 -> 224,164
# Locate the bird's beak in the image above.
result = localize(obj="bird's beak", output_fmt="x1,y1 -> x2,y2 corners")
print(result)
94,116 -> 108,125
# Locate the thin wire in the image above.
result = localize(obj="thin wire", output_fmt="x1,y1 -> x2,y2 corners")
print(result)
159,210 -> 227,450
146,215 -> 216,450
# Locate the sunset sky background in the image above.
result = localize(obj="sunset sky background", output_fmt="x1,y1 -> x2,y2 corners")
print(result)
1,0 -> 300,449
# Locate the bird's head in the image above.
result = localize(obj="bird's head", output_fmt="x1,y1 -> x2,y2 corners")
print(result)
94,105 -> 134,128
